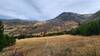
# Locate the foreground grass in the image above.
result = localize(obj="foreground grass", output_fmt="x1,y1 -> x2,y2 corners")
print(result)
0,35 -> 100,56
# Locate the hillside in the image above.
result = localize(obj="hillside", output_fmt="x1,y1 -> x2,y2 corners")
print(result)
1,35 -> 100,56
2,10 -> 100,38
25,12 -> 88,32
84,10 -> 100,22
3,11 -> 100,38
69,11 -> 100,36
89,10 -> 100,20
3,19 -> 39,36
3,12 -> 88,38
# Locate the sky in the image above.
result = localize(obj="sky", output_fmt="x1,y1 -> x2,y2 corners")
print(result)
0,0 -> 100,20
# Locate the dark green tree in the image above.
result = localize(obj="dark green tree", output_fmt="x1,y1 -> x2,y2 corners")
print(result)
0,20 -> 16,51
0,21 -> 4,37
0,21 -> 5,51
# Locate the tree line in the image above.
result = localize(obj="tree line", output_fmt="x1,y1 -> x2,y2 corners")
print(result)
70,19 -> 100,36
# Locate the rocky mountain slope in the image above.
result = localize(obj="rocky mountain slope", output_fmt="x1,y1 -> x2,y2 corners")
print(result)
48,12 -> 87,23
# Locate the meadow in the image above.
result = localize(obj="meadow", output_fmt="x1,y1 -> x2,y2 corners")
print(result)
0,35 -> 100,56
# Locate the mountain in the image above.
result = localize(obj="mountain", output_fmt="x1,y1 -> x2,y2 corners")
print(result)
82,14 -> 92,18
2,19 -> 38,25
3,12 -> 90,37
83,10 -> 100,23
48,12 -> 87,23
32,12 -> 88,34
89,10 -> 100,20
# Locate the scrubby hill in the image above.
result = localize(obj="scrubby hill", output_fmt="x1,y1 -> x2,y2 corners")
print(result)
71,17 -> 100,36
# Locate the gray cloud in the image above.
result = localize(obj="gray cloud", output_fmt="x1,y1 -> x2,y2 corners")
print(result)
0,0 -> 100,20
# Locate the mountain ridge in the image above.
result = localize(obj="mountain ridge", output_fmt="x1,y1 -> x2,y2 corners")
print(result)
2,10 -> 100,37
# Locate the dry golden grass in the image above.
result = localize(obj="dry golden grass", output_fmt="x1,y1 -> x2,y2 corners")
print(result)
0,35 -> 100,56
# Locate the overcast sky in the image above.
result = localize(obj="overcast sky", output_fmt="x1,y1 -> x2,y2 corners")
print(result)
0,0 -> 100,20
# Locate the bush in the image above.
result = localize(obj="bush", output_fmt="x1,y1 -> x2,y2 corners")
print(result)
45,31 -> 66,36
4,34 -> 16,46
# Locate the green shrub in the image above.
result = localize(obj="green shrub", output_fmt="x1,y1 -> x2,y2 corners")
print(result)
45,31 -> 66,36
4,34 -> 16,46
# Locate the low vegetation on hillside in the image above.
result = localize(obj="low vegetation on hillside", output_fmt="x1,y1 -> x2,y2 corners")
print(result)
71,19 -> 100,36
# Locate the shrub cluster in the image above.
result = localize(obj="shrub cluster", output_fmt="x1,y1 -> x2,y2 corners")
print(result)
70,19 -> 100,36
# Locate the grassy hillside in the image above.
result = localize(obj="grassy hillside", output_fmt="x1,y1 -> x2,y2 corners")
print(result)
0,35 -> 100,56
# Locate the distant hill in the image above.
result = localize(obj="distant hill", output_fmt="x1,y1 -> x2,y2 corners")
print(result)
2,19 -> 38,25
3,19 -> 39,37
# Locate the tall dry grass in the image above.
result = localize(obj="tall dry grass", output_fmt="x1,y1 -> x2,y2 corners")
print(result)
0,35 -> 100,56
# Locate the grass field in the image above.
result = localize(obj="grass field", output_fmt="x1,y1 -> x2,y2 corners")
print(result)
0,35 -> 100,56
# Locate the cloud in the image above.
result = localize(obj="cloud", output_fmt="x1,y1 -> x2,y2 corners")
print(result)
0,0 -> 100,20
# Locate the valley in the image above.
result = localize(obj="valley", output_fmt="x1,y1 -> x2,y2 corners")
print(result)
0,0 -> 100,56
0,10 -> 100,56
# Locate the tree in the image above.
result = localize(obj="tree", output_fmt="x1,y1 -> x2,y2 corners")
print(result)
0,21 -> 5,51
0,20 -> 16,51
0,21 -> 4,37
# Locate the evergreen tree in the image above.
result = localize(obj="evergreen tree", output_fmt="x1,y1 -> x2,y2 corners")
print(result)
0,20 -> 16,51
0,21 -> 4,37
